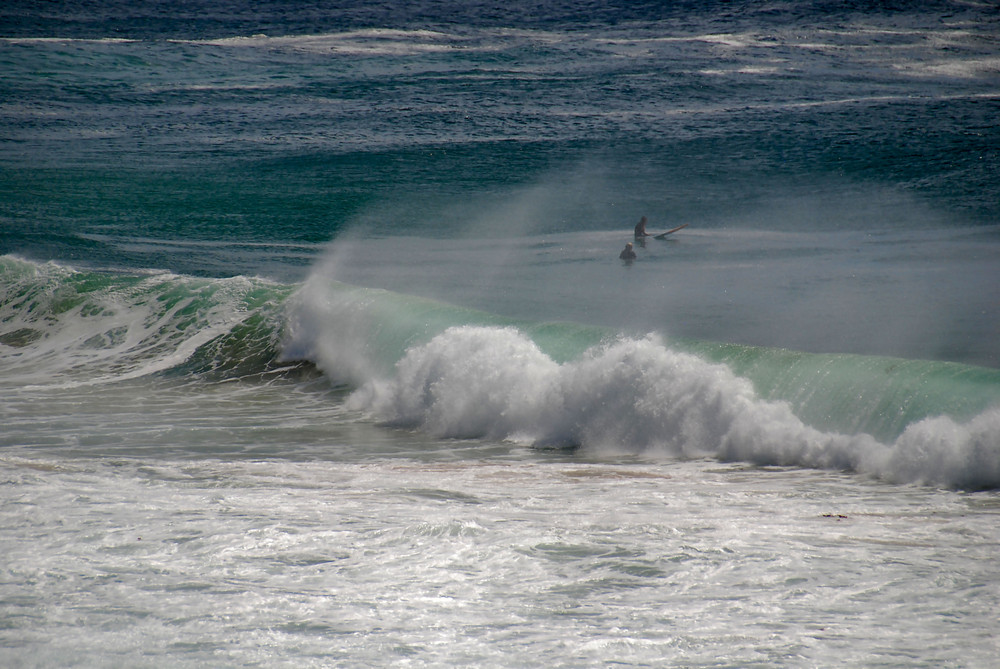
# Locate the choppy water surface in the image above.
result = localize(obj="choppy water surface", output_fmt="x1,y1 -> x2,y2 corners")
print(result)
4,456 -> 998,668
2,1 -> 1000,666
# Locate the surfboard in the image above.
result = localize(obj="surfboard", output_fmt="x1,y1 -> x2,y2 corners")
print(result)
653,223 -> 689,239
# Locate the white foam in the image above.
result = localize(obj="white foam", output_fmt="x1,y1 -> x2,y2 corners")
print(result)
871,408 -> 1000,489
349,326 -> 558,441
281,276 -> 388,388
337,325 -> 1000,489
0,264 -> 260,388
189,29 -> 470,56
894,56 -> 1000,79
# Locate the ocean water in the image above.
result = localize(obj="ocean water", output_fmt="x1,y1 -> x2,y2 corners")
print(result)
2,1 -> 1000,666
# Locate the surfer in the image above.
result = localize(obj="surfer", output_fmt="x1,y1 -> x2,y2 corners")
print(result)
619,242 -> 637,261
635,215 -> 691,240
634,216 -> 649,238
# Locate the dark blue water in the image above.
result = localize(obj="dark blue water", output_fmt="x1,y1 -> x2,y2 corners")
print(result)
3,1 -> 998,268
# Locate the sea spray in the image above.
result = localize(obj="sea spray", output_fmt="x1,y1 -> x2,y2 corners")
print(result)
281,269 -> 517,387
347,326 -> 853,457
279,267 -> 1000,488
5,3 -> 1000,664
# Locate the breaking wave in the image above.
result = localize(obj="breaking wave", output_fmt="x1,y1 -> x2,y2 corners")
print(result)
284,273 -> 1000,490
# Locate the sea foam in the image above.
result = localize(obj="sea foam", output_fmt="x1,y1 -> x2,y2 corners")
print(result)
337,324 -> 1000,489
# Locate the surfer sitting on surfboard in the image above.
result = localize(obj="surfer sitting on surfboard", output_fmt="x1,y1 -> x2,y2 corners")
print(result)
634,215 -> 690,240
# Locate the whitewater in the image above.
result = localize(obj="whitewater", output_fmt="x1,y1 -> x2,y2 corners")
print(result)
3,0 -> 1000,666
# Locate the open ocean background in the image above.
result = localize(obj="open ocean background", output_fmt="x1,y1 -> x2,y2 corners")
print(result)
2,1 -> 1000,666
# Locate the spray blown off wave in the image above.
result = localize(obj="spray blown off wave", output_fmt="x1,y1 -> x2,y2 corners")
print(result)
284,275 -> 1000,490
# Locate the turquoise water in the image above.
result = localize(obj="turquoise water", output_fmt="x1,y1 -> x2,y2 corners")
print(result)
2,2 -> 1000,666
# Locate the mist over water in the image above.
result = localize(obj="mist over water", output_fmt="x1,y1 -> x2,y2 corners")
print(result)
317,171 -> 1000,368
